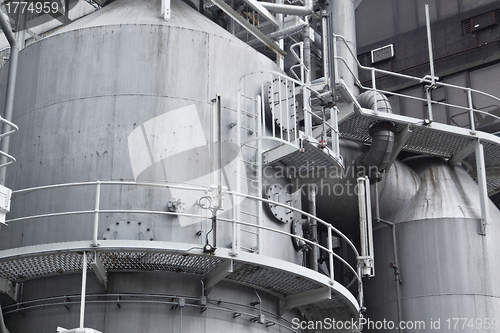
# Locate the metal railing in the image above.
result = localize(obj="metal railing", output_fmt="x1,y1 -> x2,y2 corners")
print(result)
0,115 -> 18,168
5,180 -> 364,308
237,70 -> 342,162
332,33 -> 500,133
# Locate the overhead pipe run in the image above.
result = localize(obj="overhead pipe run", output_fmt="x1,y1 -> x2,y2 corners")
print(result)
246,22 -> 306,47
0,11 -> 20,185
258,0 -> 313,16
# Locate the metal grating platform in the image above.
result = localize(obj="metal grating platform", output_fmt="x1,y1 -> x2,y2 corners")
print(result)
227,261 -> 323,296
263,140 -> 344,173
0,241 -> 359,323
302,294 -> 358,322
338,110 -> 500,196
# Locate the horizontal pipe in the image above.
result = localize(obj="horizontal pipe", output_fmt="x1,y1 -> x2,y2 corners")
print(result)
247,22 -> 306,47
259,0 -> 312,16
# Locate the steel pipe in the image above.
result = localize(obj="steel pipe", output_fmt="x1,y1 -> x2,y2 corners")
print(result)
258,0 -> 312,16
0,11 -> 20,185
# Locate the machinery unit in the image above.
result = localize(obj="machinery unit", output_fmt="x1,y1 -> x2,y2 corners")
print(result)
0,0 -> 499,332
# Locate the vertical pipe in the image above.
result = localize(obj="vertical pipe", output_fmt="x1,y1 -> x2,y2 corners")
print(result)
16,9 -> 27,50
276,1 -> 284,70
303,22 -> 312,137
365,178 -> 374,270
92,181 -> 101,246
0,12 -> 20,185
374,181 -> 403,333
425,4 -> 436,85
308,185 -> 318,272
357,178 -> 367,258
325,0 -> 358,96
321,14 -> 330,89
79,251 -> 88,328
217,96 -> 222,208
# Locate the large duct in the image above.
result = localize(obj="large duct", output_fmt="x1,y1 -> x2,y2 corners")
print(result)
357,91 -> 396,175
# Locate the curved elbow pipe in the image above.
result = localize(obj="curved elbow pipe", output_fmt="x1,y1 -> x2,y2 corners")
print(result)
357,91 -> 396,175
259,0 -> 312,16
361,121 -> 396,173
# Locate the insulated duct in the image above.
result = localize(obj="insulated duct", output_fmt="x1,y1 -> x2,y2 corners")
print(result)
357,91 -> 396,175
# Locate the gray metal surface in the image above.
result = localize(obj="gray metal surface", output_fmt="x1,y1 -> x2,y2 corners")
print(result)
364,157 -> 500,332
0,0 -> 361,331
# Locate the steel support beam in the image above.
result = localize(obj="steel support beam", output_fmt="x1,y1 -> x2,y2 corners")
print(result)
449,141 -> 477,166
204,259 -> 233,292
279,286 -> 331,315
90,253 -> 108,290
0,277 -> 20,302
386,125 -> 412,170
211,0 -> 286,57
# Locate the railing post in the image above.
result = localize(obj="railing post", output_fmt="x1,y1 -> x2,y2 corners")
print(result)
371,68 -> 377,112
332,34 -> 339,84
231,200 -> 238,256
467,89 -> 476,134
426,88 -> 434,122
327,225 -> 334,284
92,181 -> 101,247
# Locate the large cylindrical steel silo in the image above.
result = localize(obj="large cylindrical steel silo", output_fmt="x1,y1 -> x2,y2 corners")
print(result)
0,0 -> 361,332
